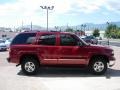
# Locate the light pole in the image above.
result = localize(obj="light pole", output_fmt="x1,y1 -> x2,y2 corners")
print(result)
81,24 -> 86,35
31,21 -> 32,31
40,6 -> 54,31
83,24 -> 86,35
107,22 -> 110,45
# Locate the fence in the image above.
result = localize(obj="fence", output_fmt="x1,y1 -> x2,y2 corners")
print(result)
98,39 -> 110,46
98,39 -> 120,47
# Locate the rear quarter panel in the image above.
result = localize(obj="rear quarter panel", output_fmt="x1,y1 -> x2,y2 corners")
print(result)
10,44 -> 39,64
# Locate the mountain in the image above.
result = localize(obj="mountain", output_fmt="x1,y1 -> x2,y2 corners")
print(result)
17,21 -> 120,31
17,25 -> 45,30
74,22 -> 120,31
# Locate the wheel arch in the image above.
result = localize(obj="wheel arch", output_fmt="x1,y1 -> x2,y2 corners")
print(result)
20,54 -> 40,65
88,54 -> 109,65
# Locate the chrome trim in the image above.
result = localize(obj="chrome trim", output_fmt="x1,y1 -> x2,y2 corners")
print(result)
59,59 -> 84,61
44,59 -> 57,60
44,59 -> 85,61
24,62 -> 35,72
93,61 -> 104,72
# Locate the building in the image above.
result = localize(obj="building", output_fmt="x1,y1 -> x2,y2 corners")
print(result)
85,30 -> 105,38
0,27 -> 12,32
0,31 -> 18,39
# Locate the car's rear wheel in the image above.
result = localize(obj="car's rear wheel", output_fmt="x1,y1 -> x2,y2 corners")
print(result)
21,57 -> 39,75
88,57 -> 107,75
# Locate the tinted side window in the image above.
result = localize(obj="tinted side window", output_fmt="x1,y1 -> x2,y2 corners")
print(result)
38,34 -> 56,45
11,33 -> 36,45
26,37 -> 36,44
60,34 -> 77,46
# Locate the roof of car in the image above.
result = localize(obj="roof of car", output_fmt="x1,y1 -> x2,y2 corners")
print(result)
20,30 -> 75,35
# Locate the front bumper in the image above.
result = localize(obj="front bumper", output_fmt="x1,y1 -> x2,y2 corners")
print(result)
109,60 -> 115,67
108,56 -> 115,67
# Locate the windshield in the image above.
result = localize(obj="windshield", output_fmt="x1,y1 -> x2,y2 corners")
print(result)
77,36 -> 89,45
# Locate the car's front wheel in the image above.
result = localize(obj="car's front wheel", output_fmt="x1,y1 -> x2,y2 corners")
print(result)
21,57 -> 39,75
88,57 -> 107,75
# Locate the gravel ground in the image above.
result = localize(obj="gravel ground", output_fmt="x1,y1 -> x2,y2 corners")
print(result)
0,46 -> 120,90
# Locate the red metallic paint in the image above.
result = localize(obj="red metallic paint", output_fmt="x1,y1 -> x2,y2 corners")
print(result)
8,32 -> 115,67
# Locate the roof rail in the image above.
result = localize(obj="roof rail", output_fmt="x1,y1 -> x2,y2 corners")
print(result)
50,30 -> 61,32
23,30 -> 61,33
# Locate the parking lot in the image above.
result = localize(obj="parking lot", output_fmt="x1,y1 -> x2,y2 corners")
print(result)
0,46 -> 120,90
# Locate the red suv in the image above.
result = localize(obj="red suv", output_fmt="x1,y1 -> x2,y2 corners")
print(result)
7,31 -> 115,75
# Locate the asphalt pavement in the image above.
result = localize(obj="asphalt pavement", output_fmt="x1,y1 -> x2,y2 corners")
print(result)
98,39 -> 120,47
0,46 -> 120,90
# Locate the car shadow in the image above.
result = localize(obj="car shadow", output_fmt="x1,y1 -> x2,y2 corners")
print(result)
17,67 -> 120,79
105,68 -> 120,78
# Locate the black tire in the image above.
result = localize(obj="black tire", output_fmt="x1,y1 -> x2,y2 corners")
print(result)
88,57 -> 107,75
21,56 -> 39,75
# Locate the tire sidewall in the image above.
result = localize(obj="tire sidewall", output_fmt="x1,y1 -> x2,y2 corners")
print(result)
21,57 -> 39,75
89,58 -> 107,75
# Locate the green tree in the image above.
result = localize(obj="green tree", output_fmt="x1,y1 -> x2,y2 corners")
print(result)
93,28 -> 100,37
105,24 -> 119,38
116,29 -> 120,38
65,28 -> 74,32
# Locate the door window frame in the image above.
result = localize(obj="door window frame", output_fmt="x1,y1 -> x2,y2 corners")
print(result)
36,33 -> 58,46
59,34 -> 79,46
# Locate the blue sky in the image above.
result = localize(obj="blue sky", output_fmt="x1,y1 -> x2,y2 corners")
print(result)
0,0 -> 120,28
0,0 -> 16,4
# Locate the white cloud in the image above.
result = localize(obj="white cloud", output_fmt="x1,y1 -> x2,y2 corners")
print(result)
105,0 -> 120,14
69,0 -> 107,13
0,0 -> 119,28
0,0 -> 73,27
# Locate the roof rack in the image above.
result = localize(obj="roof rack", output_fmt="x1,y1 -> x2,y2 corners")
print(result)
24,30 -> 46,32
50,30 -> 61,32
24,30 -> 61,32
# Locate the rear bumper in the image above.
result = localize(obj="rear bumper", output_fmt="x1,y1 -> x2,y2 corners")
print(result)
7,57 -> 10,62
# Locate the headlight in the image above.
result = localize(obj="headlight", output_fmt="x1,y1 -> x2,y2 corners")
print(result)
106,49 -> 114,55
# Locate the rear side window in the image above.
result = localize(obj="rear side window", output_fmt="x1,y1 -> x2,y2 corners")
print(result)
38,34 -> 56,45
11,33 -> 36,45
